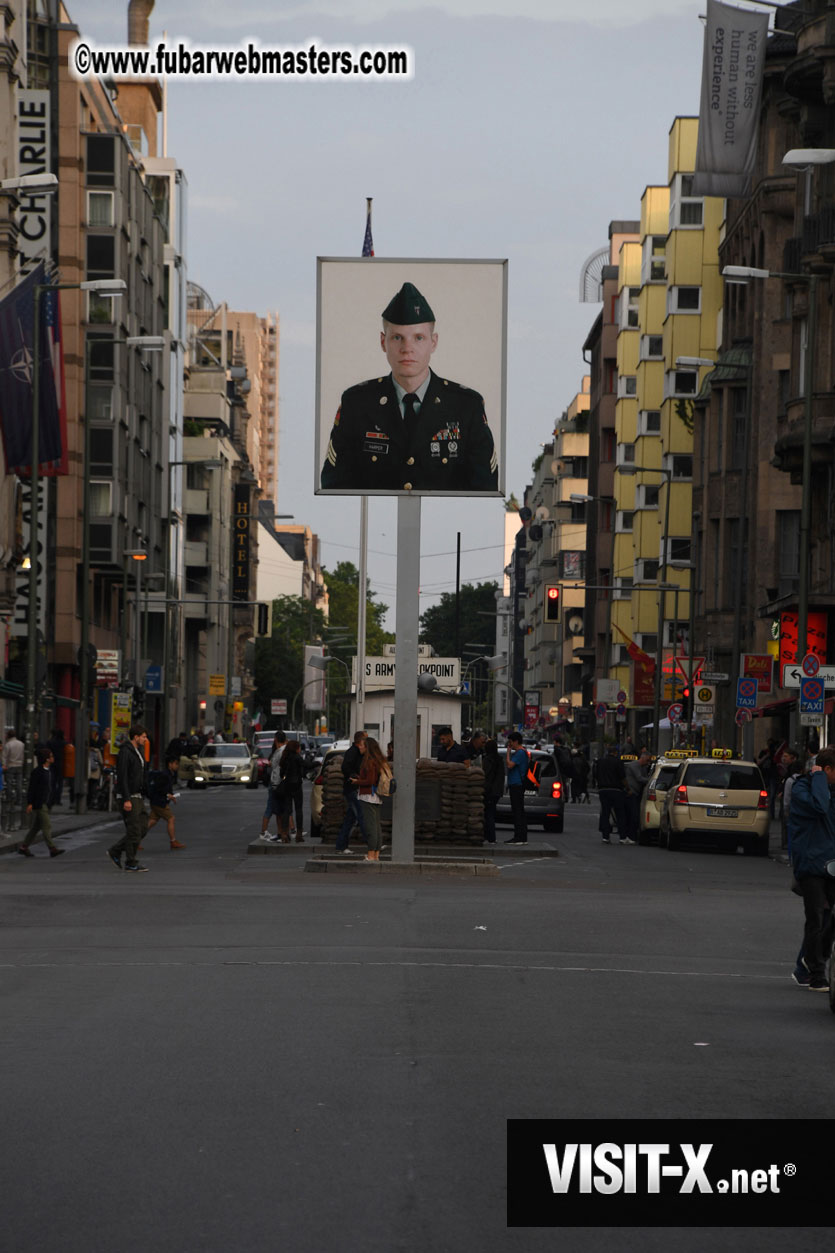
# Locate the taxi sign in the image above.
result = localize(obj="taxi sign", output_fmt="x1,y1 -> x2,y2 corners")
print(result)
664,749 -> 694,759
710,747 -> 733,759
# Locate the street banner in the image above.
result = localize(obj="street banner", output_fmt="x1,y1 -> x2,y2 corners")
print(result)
111,691 -> 132,744
693,0 -> 769,197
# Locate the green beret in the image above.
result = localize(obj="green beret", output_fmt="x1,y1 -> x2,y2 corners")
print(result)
381,282 -> 435,325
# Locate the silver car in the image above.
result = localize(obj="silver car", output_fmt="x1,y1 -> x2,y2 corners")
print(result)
495,747 -> 565,834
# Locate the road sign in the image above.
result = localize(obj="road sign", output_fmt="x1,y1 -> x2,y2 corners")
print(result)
701,672 -> 729,683
695,684 -> 715,706
667,702 -> 683,724
595,679 -> 619,704
675,656 -> 705,683
735,708 -> 752,726
782,664 -> 835,688
271,699 -> 287,715
617,689 -> 628,705
802,653 -> 820,678
801,713 -> 824,727
595,701 -> 607,723
800,677 -> 824,715
736,676 -> 758,709
144,663 -> 162,694
209,673 -> 225,696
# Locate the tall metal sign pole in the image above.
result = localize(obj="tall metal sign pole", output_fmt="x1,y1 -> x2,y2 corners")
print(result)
391,496 -> 421,863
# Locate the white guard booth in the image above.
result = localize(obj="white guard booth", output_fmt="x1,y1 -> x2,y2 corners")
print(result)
346,687 -> 464,760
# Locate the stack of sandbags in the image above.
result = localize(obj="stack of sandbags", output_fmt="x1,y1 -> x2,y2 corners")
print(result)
321,753 -> 348,840
414,759 -> 485,845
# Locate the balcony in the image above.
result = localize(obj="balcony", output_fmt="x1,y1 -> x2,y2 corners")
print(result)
185,488 -> 210,514
773,392 -> 835,478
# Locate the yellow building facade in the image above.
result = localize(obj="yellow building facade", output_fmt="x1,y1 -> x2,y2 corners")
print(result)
611,118 -> 723,731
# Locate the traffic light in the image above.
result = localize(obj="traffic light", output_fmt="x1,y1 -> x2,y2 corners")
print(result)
544,584 -> 560,623
256,602 -> 272,637
681,686 -> 691,721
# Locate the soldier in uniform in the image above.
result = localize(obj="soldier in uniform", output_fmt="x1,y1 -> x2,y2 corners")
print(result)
320,281 -> 499,493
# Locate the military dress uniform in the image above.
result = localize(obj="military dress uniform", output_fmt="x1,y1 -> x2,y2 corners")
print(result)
321,368 -> 499,493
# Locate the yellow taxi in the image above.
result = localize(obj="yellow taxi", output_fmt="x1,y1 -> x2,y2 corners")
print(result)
659,749 -> 769,855
638,750 -> 695,845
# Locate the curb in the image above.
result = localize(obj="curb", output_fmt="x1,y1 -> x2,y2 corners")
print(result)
304,856 -> 500,876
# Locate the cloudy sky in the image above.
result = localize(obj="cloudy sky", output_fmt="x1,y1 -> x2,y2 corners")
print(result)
66,0 -> 730,628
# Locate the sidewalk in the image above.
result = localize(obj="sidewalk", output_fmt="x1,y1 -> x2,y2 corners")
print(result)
0,803 -> 121,856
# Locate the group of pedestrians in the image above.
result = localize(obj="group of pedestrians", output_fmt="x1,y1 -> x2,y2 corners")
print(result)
333,730 -> 393,862
259,730 -> 306,844
594,743 -> 650,845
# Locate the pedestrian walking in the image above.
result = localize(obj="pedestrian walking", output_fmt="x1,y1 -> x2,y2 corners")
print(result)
596,745 -> 629,844
503,731 -> 529,845
107,724 -> 150,873
3,727 -> 24,830
786,747 -> 835,992
46,727 -> 66,807
481,737 -> 504,844
144,755 -> 185,850
357,737 -> 390,862
18,748 -> 64,859
571,748 -> 590,803
335,731 -> 368,854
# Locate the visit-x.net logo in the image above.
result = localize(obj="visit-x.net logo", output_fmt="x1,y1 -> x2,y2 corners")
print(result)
507,1121 -> 823,1227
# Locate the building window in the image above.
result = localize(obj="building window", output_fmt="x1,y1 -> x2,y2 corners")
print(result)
89,428 -> 114,476
87,190 -> 114,227
638,409 -> 661,436
616,510 -> 635,533
88,336 -> 114,382
642,234 -> 667,284
613,578 -> 633,600
87,291 -> 115,324
663,454 -> 693,480
670,174 -> 704,229
729,388 -> 747,469
616,442 -> 636,466
570,501 -> 587,523
637,632 -> 658,655
86,134 -> 116,187
636,483 -> 660,509
666,538 -> 692,566
640,334 -> 664,360
666,368 -> 698,398
617,374 -> 637,398
635,558 -> 659,582
620,286 -> 641,330
89,481 -> 113,517
798,317 -> 808,397
777,511 -> 800,593
86,383 -> 113,421
86,234 -> 115,280
667,286 -> 701,314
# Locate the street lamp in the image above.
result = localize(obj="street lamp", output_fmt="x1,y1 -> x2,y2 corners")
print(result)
721,261 -> 822,695
619,462 -> 674,756
22,276 -> 126,780
76,334 -> 163,811
1,173 -> 59,192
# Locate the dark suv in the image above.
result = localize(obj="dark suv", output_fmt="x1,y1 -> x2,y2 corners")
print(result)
495,747 -> 565,833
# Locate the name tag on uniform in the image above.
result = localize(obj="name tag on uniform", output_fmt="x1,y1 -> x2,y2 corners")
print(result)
363,440 -> 389,454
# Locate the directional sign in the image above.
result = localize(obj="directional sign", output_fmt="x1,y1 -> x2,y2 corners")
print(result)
801,713 -> 824,727
736,676 -> 758,709
802,653 -> 820,678
800,677 -> 824,715
667,702 -> 683,724
144,663 -> 162,694
782,664 -> 835,688
701,672 -> 729,683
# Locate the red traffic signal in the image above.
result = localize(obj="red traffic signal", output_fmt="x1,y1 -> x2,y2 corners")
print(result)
544,584 -> 560,623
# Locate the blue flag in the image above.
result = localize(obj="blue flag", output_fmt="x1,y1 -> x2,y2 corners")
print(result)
0,263 -> 65,477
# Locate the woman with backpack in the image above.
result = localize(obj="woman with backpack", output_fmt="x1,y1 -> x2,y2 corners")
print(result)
357,737 -> 392,862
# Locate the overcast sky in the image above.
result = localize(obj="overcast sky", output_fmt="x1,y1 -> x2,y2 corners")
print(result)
66,0 -> 722,629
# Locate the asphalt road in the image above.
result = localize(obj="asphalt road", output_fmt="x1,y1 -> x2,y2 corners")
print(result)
1,785 -> 829,1252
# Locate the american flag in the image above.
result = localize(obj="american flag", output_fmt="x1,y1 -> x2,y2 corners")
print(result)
362,197 -> 374,257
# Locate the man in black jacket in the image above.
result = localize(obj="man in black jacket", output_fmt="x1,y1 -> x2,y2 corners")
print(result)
18,748 -> 64,859
335,730 -> 367,854
596,745 -> 629,845
107,724 -> 149,872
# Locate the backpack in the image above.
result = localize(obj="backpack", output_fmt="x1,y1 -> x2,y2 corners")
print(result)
517,749 -> 539,791
377,766 -> 396,797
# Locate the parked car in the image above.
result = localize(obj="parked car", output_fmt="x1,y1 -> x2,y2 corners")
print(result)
658,755 -> 769,854
192,742 -> 256,788
495,747 -> 565,834
638,754 -> 690,844
310,740 -> 352,840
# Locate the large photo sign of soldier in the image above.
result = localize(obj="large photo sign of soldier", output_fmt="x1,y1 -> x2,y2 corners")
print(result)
316,257 -> 506,497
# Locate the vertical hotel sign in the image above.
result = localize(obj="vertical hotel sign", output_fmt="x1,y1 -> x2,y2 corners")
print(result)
233,485 -> 250,600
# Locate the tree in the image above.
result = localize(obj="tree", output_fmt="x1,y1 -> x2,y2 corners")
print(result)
320,563 -> 394,732
253,595 -> 325,727
420,581 -> 501,733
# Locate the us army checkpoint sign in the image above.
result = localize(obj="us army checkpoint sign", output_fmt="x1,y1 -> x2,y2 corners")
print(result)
315,257 -> 507,498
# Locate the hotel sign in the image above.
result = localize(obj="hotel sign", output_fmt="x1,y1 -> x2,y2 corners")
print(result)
233,484 -> 250,600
